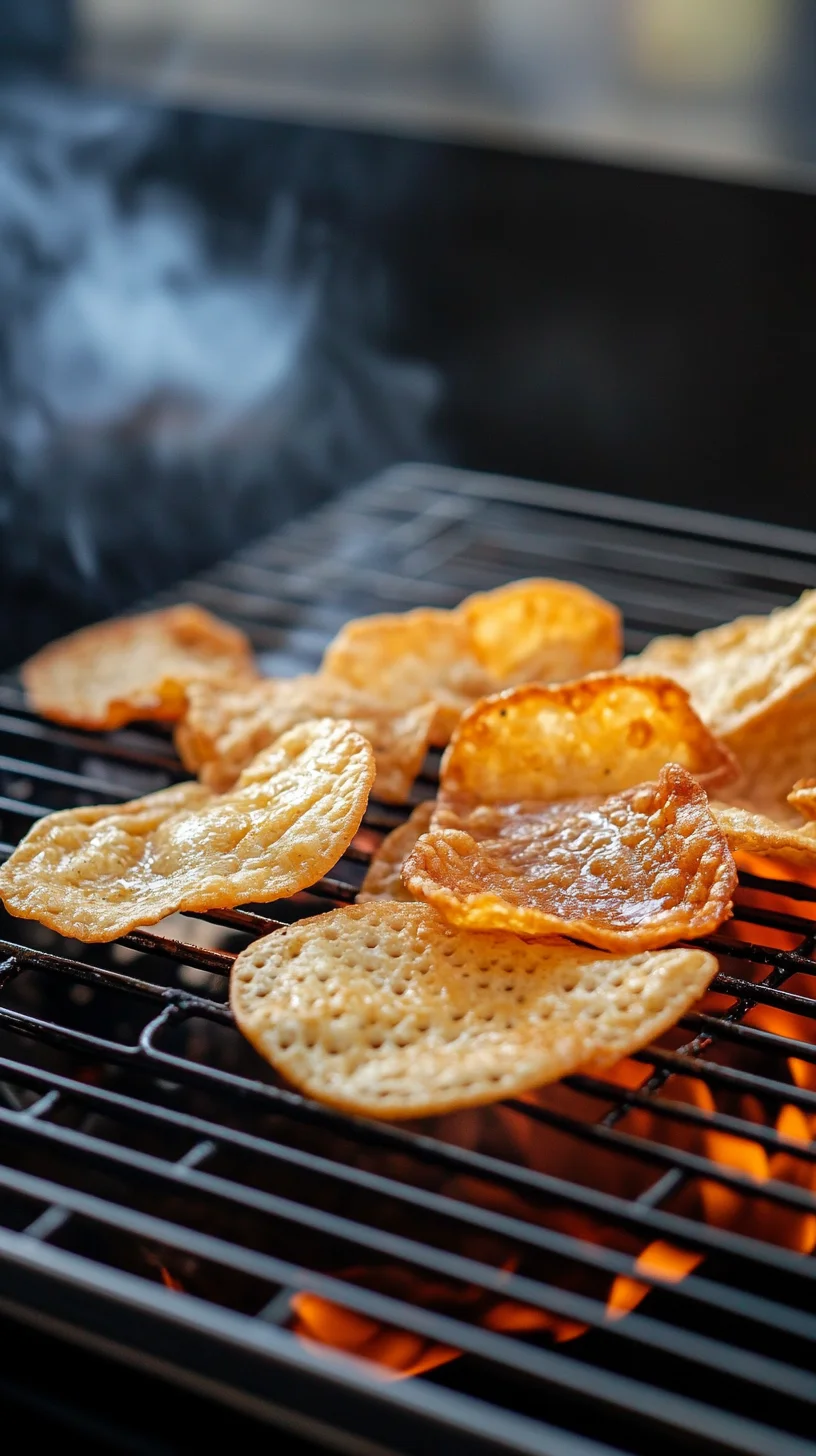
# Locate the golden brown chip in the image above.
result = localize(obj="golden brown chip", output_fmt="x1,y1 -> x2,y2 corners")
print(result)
437,677 -> 737,804
623,590 -> 816,741
358,801 -> 434,902
461,578 -> 622,685
322,579 -> 623,746
405,764 -> 735,951
0,720 -> 375,941
23,604 -> 256,730
176,675 -> 435,803
230,902 -> 718,1118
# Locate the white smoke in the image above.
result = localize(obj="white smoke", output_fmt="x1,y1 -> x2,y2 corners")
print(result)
0,83 -> 439,653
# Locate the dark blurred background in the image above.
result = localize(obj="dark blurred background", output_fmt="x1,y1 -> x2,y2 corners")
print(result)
1,0 -> 815,666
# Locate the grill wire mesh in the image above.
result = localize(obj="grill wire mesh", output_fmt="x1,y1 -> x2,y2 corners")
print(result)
2,464 -> 816,1456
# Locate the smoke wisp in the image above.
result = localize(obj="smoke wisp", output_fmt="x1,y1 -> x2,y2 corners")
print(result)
0,83 -> 440,663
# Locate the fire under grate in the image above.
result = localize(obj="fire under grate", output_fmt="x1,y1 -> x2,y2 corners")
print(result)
2,464 -> 816,1456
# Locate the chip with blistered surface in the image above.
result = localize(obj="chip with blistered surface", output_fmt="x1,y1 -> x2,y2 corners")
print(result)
405,764 -> 736,951
0,719 -> 375,941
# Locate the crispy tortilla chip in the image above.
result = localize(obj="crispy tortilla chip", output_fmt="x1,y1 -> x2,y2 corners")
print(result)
230,903 -> 718,1117
405,764 -> 735,951
322,579 -> 622,746
358,801 -> 434,901
23,604 -> 256,730
624,590 -> 816,741
0,720 -> 375,941
176,675 -> 435,803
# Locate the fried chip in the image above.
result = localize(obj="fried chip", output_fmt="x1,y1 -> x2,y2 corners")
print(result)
230,903 -> 718,1117
436,676 -> 737,804
722,688 -> 816,826
624,595 -> 816,867
786,780 -> 816,819
358,801 -> 434,901
322,579 -> 622,746
405,764 -> 735,951
176,675 -> 436,802
0,720 -> 375,941
623,590 -> 816,741
401,678 -> 736,950
461,578 -> 622,684
23,604 -> 256,730
710,803 -> 816,870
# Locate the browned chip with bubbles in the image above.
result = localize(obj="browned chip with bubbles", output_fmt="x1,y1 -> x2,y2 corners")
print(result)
0,719 -> 374,941
23,604 -> 256,730
402,678 -> 736,951
358,801 -> 434,901
322,579 -> 622,745
406,764 -> 735,950
230,902 -> 718,1117
176,674 -> 435,803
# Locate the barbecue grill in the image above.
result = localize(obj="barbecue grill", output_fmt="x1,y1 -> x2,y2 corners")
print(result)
2,461 -> 816,1456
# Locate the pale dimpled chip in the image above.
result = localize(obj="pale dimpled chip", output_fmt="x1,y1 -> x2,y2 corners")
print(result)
787,780 -> 816,819
0,719 -> 375,941
230,902 -> 718,1118
358,801 -> 434,901
721,687 -> 816,825
623,590 -> 816,741
710,803 -> 816,870
700,680 -> 816,868
175,674 -> 436,803
22,604 -> 256,730
404,764 -> 736,951
322,579 -> 623,747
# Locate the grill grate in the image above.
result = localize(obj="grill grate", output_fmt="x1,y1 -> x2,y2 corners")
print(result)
2,464 -> 816,1456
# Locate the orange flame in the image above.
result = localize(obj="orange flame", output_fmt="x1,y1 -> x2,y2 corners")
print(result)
607,1241 -> 704,1321
291,930 -> 816,1372
289,1291 -> 459,1380
159,1266 -> 184,1292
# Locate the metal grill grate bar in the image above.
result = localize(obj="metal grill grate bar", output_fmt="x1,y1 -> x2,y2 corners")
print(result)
3,467 -> 816,1455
